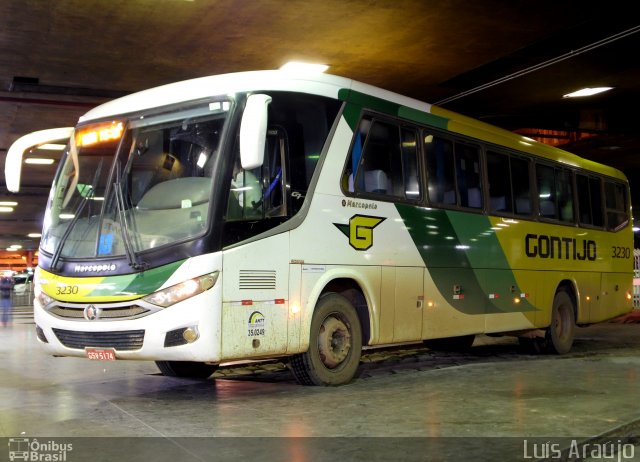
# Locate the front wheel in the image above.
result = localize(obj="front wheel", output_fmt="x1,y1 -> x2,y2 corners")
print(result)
290,293 -> 362,386
155,361 -> 218,379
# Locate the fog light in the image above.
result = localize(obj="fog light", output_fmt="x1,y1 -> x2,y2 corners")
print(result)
36,325 -> 48,343
164,326 -> 199,347
183,327 -> 199,343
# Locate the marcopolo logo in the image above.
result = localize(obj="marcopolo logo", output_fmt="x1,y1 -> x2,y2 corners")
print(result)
334,214 -> 386,251
8,438 -> 73,461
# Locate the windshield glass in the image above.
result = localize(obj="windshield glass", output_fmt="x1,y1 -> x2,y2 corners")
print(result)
41,100 -> 231,259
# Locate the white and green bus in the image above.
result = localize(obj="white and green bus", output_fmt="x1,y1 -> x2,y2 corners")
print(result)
6,70 -> 634,385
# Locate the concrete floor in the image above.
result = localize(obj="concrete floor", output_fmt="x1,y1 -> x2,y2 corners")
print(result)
1,305 -> 640,461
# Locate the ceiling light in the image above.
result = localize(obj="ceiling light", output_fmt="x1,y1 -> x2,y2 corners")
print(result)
9,245 -> 22,249
38,143 -> 66,151
0,207 -> 14,213
0,201 -> 18,206
27,233 -> 42,238
24,158 -> 55,165
562,87 -> 613,98
280,61 -> 329,73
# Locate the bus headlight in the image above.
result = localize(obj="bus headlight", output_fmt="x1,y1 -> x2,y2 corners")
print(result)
143,272 -> 219,308
33,274 -> 54,307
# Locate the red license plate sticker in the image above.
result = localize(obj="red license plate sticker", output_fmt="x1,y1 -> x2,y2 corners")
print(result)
85,348 -> 116,361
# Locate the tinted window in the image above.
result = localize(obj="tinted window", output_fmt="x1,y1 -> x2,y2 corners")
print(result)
536,164 -> 574,223
345,116 -> 421,201
604,180 -> 629,230
487,151 -> 531,216
576,174 -> 604,227
426,133 -> 482,209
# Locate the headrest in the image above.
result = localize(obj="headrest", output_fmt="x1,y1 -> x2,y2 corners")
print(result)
137,177 -> 211,210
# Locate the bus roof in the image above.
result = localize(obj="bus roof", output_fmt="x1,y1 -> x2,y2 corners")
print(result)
79,70 -> 626,182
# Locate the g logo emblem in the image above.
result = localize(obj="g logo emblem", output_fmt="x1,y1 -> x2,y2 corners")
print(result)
334,214 -> 385,251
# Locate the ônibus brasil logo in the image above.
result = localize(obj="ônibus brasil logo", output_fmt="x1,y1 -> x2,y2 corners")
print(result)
8,438 -> 73,461
334,214 -> 385,251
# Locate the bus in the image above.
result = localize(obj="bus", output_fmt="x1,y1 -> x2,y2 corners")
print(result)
5,70 -> 633,385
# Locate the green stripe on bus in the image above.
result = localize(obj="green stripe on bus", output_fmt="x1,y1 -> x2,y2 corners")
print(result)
395,204 -> 537,314
89,259 -> 186,298
338,89 -> 449,132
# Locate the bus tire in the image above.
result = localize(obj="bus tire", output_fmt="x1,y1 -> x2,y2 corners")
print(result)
155,361 -> 218,379
290,293 -> 362,386
545,288 -> 576,354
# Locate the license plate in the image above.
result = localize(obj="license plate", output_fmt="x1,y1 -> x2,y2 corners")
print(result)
85,348 -> 116,361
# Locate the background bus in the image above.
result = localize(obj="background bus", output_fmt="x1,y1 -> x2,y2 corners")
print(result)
5,70 -> 633,385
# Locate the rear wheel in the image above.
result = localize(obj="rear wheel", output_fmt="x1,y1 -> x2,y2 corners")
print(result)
545,289 -> 576,354
155,361 -> 218,379
290,293 -> 362,386
518,288 -> 575,355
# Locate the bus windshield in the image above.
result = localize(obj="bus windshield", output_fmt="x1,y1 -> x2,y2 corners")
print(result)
41,100 -> 231,260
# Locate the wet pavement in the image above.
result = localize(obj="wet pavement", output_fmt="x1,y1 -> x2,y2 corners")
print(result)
1,305 -> 640,461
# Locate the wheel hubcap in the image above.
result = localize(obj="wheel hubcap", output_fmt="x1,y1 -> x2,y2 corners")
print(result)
317,315 -> 351,369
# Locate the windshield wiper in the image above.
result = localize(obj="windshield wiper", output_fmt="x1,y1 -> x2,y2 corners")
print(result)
50,157 -> 104,271
50,192 -> 90,271
113,179 -> 147,270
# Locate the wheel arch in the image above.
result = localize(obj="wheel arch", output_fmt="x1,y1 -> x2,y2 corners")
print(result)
321,278 -> 371,345
299,269 -> 376,353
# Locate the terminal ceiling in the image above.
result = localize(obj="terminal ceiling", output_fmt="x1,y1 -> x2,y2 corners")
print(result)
0,0 -> 639,251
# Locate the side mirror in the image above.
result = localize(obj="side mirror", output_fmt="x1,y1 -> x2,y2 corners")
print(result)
5,127 -> 74,192
239,94 -> 272,170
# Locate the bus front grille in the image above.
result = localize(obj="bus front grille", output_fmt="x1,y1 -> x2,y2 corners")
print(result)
49,305 -> 150,320
52,329 -> 145,351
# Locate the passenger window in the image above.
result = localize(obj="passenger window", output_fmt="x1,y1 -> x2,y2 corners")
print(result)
604,180 -> 629,230
425,134 -> 455,205
487,151 -> 511,213
511,157 -> 532,216
345,116 -> 421,201
576,174 -> 604,227
535,164 -> 574,223
425,133 -> 482,209
556,169 -> 574,222
536,164 -> 557,219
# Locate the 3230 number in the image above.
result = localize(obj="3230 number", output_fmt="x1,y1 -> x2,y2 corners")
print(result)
611,246 -> 631,259
55,285 -> 79,295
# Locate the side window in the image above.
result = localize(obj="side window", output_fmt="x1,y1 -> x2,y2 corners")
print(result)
224,92 -> 341,227
345,116 -> 421,201
536,164 -> 556,219
556,168 -> 574,222
511,156 -> 532,216
425,134 -> 455,204
456,142 -> 482,209
536,164 -> 574,223
487,151 -> 532,216
226,128 -> 286,221
487,150 -> 511,213
576,174 -> 604,227
604,180 -> 629,230
425,133 -> 482,209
